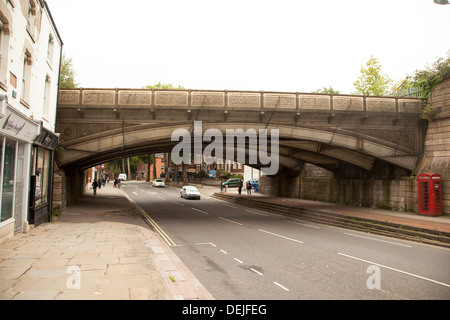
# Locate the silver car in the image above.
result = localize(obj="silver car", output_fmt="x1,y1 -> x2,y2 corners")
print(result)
180,186 -> 201,200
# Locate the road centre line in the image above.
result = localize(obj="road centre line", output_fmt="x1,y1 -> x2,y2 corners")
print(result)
191,207 -> 209,215
337,252 -> 450,288
132,192 -> 138,195
196,242 -> 216,247
156,196 -> 166,200
250,268 -> 263,276
218,217 -> 243,226
258,229 -> 304,244
344,232 -> 412,248
170,201 -> 185,206
273,282 -> 290,292
197,241 -> 291,294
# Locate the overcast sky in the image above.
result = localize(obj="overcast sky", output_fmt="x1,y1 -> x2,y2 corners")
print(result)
45,0 -> 449,94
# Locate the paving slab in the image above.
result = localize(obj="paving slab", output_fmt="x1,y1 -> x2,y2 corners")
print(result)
0,183 -> 214,300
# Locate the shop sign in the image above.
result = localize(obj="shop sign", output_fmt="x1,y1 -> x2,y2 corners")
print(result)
1,109 -> 39,141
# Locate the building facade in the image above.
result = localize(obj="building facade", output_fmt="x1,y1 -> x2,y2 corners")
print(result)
0,0 -> 62,241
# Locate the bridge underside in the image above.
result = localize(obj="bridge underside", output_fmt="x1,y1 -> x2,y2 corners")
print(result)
56,102 -> 426,180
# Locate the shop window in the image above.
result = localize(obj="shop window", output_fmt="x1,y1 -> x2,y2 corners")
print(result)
1,139 -> 16,222
34,147 -> 50,207
0,138 -> 2,213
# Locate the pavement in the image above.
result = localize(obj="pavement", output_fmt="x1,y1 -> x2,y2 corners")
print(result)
0,182 -> 214,300
1,181 -> 449,300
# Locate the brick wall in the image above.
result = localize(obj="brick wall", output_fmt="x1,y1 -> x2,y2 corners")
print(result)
52,172 -> 66,212
261,174 -> 419,212
417,76 -> 450,214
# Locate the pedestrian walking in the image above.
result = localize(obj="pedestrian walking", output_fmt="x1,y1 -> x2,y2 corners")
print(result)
98,177 -> 102,189
238,179 -> 243,195
92,180 -> 98,195
246,181 -> 252,195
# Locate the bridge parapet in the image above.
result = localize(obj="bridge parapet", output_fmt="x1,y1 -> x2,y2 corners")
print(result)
58,88 -> 423,114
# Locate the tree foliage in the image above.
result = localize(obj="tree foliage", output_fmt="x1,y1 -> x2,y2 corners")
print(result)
59,53 -> 79,88
144,82 -> 185,90
395,51 -> 450,99
353,55 -> 392,96
313,86 -> 340,94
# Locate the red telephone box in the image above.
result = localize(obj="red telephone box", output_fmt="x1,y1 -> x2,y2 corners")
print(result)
418,173 -> 443,216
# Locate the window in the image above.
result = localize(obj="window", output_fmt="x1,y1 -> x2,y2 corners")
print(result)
0,12 -> 10,88
0,21 -> 3,79
43,75 -> 51,119
1,138 -> 16,222
47,34 -> 54,65
26,0 -> 37,39
21,51 -> 32,103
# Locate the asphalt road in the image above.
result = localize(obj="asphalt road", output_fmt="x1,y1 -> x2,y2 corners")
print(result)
122,181 -> 450,300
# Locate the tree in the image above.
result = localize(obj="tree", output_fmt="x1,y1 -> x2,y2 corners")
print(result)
59,53 -> 79,88
313,86 -> 340,94
353,55 -> 392,96
395,51 -> 450,99
144,82 -> 185,90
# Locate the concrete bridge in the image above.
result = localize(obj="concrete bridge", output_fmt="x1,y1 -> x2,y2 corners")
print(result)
54,87 -> 433,213
56,88 -> 425,174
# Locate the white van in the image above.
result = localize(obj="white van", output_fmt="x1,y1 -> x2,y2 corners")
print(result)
118,174 -> 127,181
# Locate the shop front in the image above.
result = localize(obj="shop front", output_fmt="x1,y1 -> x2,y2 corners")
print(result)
0,105 -> 40,239
28,124 -> 59,227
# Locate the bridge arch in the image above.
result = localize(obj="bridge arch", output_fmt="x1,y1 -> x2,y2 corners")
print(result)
56,120 -> 420,174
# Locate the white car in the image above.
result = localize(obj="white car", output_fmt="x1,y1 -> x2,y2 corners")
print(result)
152,179 -> 165,187
118,173 -> 127,181
180,186 -> 201,200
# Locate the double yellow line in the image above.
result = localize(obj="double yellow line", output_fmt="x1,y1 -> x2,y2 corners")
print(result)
121,189 -> 176,247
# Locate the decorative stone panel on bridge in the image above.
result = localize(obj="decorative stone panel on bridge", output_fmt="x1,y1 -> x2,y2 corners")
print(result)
333,96 -> 364,111
191,92 -> 225,107
228,92 -> 260,108
398,99 -> 422,113
366,97 -> 396,112
58,90 -> 80,105
118,91 -> 152,106
299,95 -> 330,110
264,93 -> 296,109
155,91 -> 188,107
82,90 -> 116,106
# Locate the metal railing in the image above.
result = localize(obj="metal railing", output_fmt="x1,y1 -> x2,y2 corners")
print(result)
389,87 -> 423,98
